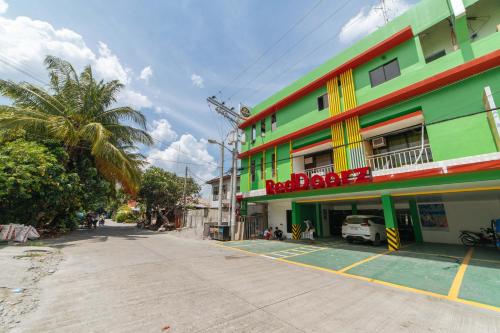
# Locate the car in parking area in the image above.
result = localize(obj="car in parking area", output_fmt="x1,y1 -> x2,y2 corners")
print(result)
342,215 -> 387,245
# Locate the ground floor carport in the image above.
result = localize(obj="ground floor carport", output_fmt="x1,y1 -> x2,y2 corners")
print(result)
248,177 -> 500,249
220,239 -> 500,312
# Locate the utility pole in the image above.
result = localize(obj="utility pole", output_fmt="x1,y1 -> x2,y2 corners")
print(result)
217,143 -> 224,226
375,0 -> 390,24
207,96 -> 246,239
182,165 -> 188,227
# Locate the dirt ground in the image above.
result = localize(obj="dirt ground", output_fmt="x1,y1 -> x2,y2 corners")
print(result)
0,244 -> 62,332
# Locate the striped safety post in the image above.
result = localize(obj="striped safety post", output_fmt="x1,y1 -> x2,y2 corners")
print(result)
292,224 -> 302,240
386,227 -> 401,251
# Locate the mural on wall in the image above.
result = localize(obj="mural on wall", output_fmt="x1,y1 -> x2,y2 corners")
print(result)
418,203 -> 449,230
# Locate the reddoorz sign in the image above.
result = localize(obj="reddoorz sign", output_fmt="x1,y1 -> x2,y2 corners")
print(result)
265,167 -> 371,195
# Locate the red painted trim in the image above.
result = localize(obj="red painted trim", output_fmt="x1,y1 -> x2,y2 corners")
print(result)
373,159 -> 500,183
360,110 -> 422,134
239,27 -> 414,129
291,138 -> 332,154
239,50 -> 500,159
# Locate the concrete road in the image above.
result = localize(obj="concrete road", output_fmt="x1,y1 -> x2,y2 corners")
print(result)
14,222 -> 500,333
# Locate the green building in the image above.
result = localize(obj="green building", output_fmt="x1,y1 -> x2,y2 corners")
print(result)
237,0 -> 500,249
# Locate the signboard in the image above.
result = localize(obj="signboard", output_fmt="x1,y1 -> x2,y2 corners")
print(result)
265,167 -> 371,195
418,203 -> 448,230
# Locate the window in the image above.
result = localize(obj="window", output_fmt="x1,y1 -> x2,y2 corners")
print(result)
271,113 -> 277,131
317,93 -> 329,111
250,159 -> 256,182
271,153 -> 276,178
222,185 -> 227,199
260,157 -> 264,180
212,185 -> 219,201
261,120 -> 266,137
369,59 -> 401,87
251,124 -> 256,143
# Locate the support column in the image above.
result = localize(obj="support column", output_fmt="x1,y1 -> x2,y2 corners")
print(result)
409,199 -> 424,243
382,194 -> 401,251
315,203 -> 322,238
291,202 -> 302,240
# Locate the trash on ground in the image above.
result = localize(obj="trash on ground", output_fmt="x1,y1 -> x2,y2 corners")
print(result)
0,225 -> 40,243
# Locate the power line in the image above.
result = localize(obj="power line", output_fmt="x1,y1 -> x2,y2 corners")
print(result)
218,0 -> 325,96
241,10 -> 369,102
0,54 -> 49,86
228,0 -> 351,101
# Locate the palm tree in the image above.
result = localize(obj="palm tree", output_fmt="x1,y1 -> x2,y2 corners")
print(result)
0,56 -> 153,193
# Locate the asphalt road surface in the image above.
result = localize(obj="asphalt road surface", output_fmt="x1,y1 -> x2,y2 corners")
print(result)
13,222 -> 500,333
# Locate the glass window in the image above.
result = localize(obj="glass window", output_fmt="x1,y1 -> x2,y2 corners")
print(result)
384,59 -> 401,81
251,124 -> 256,143
369,59 -> 401,87
317,93 -> 329,111
250,160 -> 256,182
271,113 -> 277,131
369,67 -> 386,87
261,120 -> 266,136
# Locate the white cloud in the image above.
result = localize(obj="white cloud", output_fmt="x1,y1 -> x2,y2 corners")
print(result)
147,134 -> 218,185
93,41 -> 130,84
139,66 -> 153,82
190,73 -> 204,88
0,15 -> 153,109
0,0 -> 8,14
150,118 -> 178,145
339,0 -> 411,43
118,89 -> 152,109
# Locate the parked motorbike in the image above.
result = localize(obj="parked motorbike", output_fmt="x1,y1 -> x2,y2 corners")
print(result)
459,221 -> 496,247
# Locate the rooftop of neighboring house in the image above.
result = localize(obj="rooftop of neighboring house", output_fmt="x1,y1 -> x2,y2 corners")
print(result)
205,174 -> 240,185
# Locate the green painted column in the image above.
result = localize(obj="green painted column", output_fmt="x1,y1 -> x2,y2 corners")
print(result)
382,194 -> 401,250
351,203 -> 358,214
291,202 -> 301,240
409,199 -> 424,243
315,203 -> 322,238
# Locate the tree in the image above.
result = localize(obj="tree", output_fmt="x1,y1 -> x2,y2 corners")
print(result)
138,167 -> 200,222
0,138 -> 82,229
0,56 -> 153,193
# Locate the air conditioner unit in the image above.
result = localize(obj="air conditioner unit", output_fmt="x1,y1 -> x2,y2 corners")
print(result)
372,137 -> 387,149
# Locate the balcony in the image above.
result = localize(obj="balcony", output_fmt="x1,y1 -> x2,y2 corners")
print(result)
367,144 -> 432,171
304,164 -> 335,178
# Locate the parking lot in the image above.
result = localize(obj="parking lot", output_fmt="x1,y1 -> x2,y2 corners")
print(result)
221,239 -> 500,312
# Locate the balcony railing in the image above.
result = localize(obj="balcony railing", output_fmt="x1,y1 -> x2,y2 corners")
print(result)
367,144 -> 432,171
304,164 -> 335,178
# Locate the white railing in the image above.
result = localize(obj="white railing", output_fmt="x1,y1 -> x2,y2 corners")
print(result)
367,144 -> 432,171
304,164 -> 335,177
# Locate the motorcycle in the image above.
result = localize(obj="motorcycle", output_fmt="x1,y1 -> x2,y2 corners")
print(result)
459,221 -> 496,247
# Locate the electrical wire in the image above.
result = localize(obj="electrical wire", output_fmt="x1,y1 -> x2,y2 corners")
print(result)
219,0 -> 325,97
228,0 -> 351,101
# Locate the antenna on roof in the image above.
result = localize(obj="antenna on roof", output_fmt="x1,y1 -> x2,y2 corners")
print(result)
375,0 -> 390,24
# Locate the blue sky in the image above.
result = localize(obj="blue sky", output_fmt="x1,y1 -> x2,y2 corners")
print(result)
0,0 -> 418,192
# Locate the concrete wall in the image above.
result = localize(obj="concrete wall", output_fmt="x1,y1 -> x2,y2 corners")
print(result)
267,201 -> 291,238
421,198 -> 500,244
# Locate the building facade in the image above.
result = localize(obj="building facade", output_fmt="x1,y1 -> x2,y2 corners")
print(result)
207,174 -> 240,223
238,0 -> 500,248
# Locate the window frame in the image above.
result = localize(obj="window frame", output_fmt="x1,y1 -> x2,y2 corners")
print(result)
271,113 -> 277,131
260,119 -> 266,137
251,124 -> 256,143
369,58 -> 401,87
250,159 -> 256,182
317,93 -> 329,111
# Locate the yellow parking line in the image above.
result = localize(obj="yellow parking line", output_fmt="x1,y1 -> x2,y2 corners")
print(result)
338,251 -> 390,273
448,247 -> 474,299
278,248 -> 328,259
216,243 -> 500,313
